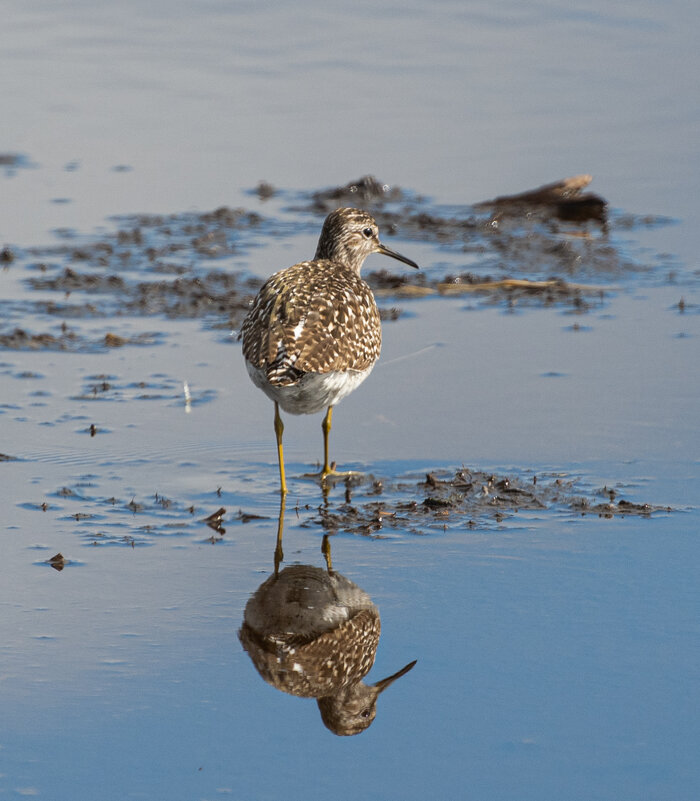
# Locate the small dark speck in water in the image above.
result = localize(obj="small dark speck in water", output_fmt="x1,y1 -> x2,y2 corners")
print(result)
48,553 -> 66,571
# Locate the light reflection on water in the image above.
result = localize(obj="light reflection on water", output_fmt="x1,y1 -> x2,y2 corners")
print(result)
239,506 -> 418,737
1,0 -> 700,799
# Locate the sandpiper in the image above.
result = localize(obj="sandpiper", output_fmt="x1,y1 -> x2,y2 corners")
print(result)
241,207 -> 418,493
239,534 -> 416,735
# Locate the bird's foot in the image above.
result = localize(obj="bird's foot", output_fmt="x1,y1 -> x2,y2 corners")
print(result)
302,461 -> 364,488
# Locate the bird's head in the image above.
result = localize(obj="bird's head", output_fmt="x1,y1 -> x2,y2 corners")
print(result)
315,207 -> 419,275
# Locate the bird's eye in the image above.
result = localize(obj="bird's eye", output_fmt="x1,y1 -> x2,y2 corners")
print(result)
361,708 -> 371,718
362,228 -> 373,239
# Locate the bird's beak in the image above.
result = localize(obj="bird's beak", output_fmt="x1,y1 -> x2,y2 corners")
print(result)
373,659 -> 417,694
377,242 -> 420,270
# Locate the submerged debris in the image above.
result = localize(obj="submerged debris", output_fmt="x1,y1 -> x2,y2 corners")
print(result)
203,506 -> 227,535
254,181 -> 277,200
48,552 -> 66,571
370,274 -> 608,313
305,468 -> 673,536
0,327 -> 79,350
25,465 -> 673,556
0,175 -> 679,351
569,496 -> 672,518
0,153 -> 23,166
236,509 -> 269,523
1,246 -> 16,264
307,175 -> 406,213
474,174 -> 608,223
296,175 -> 672,291
0,325 -> 158,353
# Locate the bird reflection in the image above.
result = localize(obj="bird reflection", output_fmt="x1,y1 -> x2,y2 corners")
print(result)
238,498 -> 416,736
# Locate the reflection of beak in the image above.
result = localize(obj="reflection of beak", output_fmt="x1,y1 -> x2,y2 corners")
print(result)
377,243 -> 420,270
373,659 -> 417,694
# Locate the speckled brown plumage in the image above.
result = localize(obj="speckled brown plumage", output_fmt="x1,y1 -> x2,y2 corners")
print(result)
239,607 -> 381,699
240,207 -> 418,489
241,259 -> 381,386
242,208 -> 396,392
238,560 -> 417,735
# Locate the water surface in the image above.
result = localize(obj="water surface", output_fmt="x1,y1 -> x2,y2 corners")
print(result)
1,2 -> 699,800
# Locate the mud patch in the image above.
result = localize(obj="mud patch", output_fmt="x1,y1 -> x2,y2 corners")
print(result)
1,206 -> 269,350
17,463 -> 674,564
0,325 -> 161,352
305,468 -> 673,537
0,175 -> 681,352
297,175 -> 677,286
0,152 -> 36,176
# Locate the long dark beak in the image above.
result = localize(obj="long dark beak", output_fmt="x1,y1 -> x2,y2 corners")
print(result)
377,242 -> 420,270
373,659 -> 417,694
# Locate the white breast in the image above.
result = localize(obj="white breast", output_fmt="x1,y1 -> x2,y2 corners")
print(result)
245,362 -> 374,415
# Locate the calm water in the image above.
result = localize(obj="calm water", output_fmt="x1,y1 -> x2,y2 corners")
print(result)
2,1 -> 699,799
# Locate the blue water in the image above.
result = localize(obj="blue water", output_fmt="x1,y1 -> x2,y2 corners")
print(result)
1,1 -> 699,800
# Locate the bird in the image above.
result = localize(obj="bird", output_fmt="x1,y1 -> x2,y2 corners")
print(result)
241,207 -> 419,494
239,535 -> 416,735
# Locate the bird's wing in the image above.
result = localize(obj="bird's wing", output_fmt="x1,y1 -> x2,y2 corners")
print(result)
242,261 -> 381,384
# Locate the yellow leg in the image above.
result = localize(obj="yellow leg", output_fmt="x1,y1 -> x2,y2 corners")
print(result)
321,405 -> 334,478
302,404 -> 363,488
274,402 -> 288,496
274,493 -> 285,576
321,533 -> 333,573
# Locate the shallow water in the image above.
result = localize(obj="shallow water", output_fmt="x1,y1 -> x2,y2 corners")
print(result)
2,2 -> 700,800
